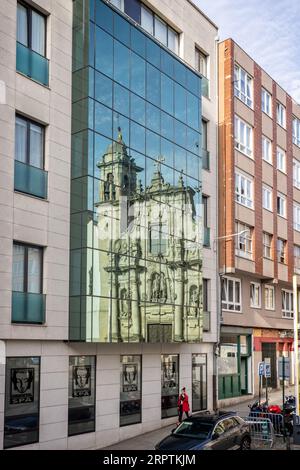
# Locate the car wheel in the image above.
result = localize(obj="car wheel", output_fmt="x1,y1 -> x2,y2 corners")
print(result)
240,437 -> 251,450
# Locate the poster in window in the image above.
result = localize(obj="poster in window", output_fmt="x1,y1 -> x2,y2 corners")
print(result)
162,359 -> 177,389
72,365 -> 91,397
10,368 -> 35,404
122,364 -> 138,392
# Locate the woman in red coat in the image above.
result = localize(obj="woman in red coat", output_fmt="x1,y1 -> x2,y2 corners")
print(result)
177,387 -> 190,425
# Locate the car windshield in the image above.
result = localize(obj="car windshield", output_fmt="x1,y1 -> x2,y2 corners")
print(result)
173,420 -> 213,439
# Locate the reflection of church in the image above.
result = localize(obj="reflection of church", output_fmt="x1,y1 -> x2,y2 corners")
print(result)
92,131 -> 203,343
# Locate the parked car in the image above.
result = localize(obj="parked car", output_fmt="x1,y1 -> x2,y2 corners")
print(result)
155,411 -> 251,450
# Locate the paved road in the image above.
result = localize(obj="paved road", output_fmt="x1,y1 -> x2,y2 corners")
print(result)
103,386 -> 296,450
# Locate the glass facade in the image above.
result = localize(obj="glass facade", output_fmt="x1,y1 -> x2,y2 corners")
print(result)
120,355 -> 142,426
68,356 -> 96,436
70,0 -> 203,343
4,357 -> 40,449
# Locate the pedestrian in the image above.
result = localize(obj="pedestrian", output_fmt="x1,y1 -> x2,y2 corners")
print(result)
177,387 -> 190,425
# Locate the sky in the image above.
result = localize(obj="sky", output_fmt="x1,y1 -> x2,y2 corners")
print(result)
194,0 -> 300,102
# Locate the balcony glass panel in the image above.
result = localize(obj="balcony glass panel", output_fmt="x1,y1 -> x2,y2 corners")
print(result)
202,149 -> 210,170
12,291 -> 46,324
203,227 -> 210,247
15,160 -> 48,199
16,42 -> 49,86
201,76 -> 209,98
203,311 -> 210,332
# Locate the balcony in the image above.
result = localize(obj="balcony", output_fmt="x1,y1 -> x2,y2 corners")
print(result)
12,291 -> 46,324
14,160 -> 48,199
16,42 -> 49,86
203,311 -> 210,332
203,227 -> 210,248
201,76 -> 209,98
202,149 -> 210,170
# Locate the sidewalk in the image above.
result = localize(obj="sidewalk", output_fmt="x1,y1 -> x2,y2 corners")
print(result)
103,386 -> 295,450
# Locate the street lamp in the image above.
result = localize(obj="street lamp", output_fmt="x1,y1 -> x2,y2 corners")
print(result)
212,229 -> 250,410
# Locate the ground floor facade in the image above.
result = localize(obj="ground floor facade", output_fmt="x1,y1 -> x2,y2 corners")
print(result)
0,340 -> 214,450
218,326 -> 293,407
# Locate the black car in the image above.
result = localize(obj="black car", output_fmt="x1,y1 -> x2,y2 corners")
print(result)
155,411 -> 251,450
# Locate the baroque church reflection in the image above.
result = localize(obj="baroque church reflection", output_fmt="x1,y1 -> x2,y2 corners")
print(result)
91,129 -> 203,343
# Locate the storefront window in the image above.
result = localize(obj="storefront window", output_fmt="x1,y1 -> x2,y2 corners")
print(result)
192,354 -> 207,411
161,354 -> 179,418
4,357 -> 40,449
68,356 -> 96,436
120,355 -> 142,426
218,335 -> 238,375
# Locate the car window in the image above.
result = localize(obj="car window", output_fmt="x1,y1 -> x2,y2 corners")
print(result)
174,420 -> 214,439
213,421 -> 226,436
222,418 -> 238,431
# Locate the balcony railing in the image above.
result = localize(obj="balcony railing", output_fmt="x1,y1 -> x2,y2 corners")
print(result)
201,76 -> 209,98
203,227 -> 210,248
202,149 -> 210,170
203,311 -> 210,332
12,291 -> 46,324
15,160 -> 48,199
16,42 -> 49,86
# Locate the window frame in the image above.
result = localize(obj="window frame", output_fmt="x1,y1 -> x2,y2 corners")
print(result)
277,193 -> 286,218
234,115 -> 253,158
294,203 -> 300,232
221,276 -> 242,313
140,3 -> 179,54
293,117 -> 300,147
235,221 -> 252,259
195,47 -> 209,79
261,88 -> 272,117
276,146 -> 286,173
250,282 -> 261,308
17,0 -> 47,58
264,285 -> 275,311
262,185 -> 273,212
277,102 -> 286,128
277,238 -> 286,264
293,158 -> 300,189
15,114 -> 45,169
294,245 -> 300,274
235,172 -> 253,209
282,289 -> 294,319
234,63 -> 253,108
263,232 -> 272,260
13,241 -> 43,294
262,135 -> 272,164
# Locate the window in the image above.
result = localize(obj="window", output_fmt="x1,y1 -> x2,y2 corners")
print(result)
4,357 -> 40,449
294,245 -> 300,273
277,102 -> 286,128
13,242 -> 43,294
265,285 -> 275,310
15,115 -> 44,169
68,356 -> 96,436
234,64 -> 252,107
161,355 -> 179,418
235,172 -> 253,208
234,116 -> 253,157
221,277 -> 241,312
261,88 -> 272,116
202,195 -> 209,228
235,221 -> 252,259
293,117 -> 300,147
277,147 -> 286,173
141,4 -> 178,53
17,1 -> 46,56
203,279 -> 210,312
262,136 -> 272,164
250,282 -> 261,308
263,186 -> 272,211
149,223 -> 167,255
120,355 -> 142,426
294,203 -> 300,231
202,120 -> 208,150
192,354 -> 207,411
277,193 -> 286,217
195,48 -> 208,78
263,232 -> 272,259
282,290 -> 294,318
294,159 -> 300,189
277,238 -> 286,264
